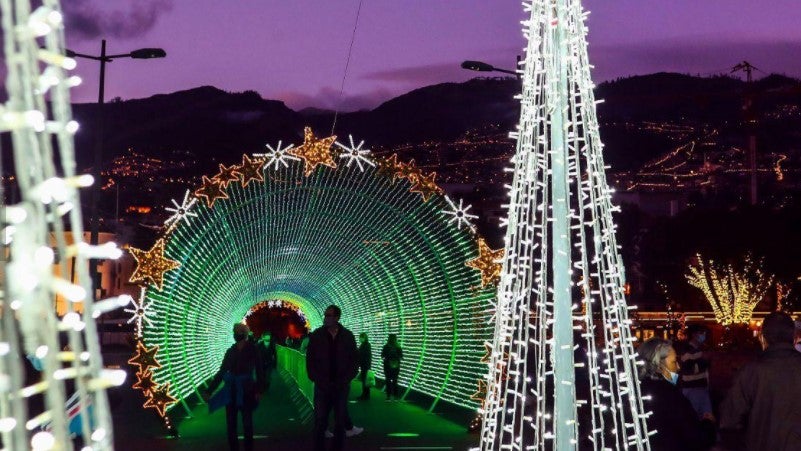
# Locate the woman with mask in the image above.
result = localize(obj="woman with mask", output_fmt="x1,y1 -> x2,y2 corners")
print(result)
205,323 -> 265,451
636,338 -> 708,451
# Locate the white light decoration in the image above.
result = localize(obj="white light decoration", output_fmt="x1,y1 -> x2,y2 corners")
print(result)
125,289 -> 155,338
477,1 -> 651,450
442,196 -> 478,232
257,140 -> 299,170
335,135 -> 375,172
0,1 -> 121,449
164,189 -> 199,228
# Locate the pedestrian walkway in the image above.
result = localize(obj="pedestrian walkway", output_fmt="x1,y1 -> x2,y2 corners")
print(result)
113,369 -> 478,450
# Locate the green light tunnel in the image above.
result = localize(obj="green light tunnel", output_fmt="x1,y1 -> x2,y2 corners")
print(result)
142,159 -> 495,412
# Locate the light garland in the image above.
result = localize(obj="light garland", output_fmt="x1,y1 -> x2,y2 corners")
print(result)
685,254 -> 774,325
0,2 -> 125,448
129,132 -> 497,423
477,1 -> 651,449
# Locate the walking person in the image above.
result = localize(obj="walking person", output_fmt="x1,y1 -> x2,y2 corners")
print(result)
381,334 -> 403,401
719,312 -> 801,451
306,305 -> 359,451
256,333 -> 277,393
636,337 -> 710,451
357,333 -> 372,401
678,325 -> 714,420
205,323 -> 265,451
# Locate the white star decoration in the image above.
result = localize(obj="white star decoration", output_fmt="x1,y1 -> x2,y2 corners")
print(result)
335,135 -> 375,172
125,288 -> 155,338
258,141 -> 299,170
442,196 -> 478,232
164,190 -> 198,228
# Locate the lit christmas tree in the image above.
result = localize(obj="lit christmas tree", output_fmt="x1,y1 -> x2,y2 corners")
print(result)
477,1 -> 651,449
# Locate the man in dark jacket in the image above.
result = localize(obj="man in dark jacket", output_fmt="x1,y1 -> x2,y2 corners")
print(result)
720,312 -> 801,451
306,305 -> 358,451
206,323 -> 265,451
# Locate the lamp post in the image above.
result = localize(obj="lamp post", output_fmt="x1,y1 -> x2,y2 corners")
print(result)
66,40 -> 166,300
461,59 -> 520,79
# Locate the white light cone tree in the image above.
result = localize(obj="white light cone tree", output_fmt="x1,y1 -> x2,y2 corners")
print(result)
1,1 -> 125,449
477,1 -> 651,450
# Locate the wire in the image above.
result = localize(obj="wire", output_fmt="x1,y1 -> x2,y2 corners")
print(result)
331,0 -> 364,136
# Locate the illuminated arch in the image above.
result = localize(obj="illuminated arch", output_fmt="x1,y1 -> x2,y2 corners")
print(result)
129,131 -> 497,419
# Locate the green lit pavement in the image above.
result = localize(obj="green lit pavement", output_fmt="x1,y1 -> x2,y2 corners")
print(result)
113,371 -> 479,450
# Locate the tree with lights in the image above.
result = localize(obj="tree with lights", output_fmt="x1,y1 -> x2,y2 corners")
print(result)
476,0 -> 651,449
685,253 -> 774,326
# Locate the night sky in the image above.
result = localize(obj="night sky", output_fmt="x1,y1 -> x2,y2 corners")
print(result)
61,0 -> 801,111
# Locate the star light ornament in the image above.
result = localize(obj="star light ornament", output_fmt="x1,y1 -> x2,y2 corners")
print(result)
442,196 -> 478,232
336,135 -> 375,172
476,1 -> 651,450
288,127 -> 338,176
128,239 -> 181,290
164,190 -> 198,229
260,141 -> 299,170
125,288 -> 155,338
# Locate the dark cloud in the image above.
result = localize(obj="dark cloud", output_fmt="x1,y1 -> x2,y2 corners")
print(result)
62,0 -> 173,40
590,38 -> 801,82
279,86 -> 397,112
360,61 -> 474,86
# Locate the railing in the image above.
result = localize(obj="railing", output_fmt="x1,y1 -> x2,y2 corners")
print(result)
276,345 -> 314,404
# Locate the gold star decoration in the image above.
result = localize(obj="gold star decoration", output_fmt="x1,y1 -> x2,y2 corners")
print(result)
194,175 -> 229,208
375,154 -> 403,182
395,159 -> 423,182
128,341 -> 162,373
212,163 -> 240,188
480,342 -> 493,364
144,383 -> 177,417
466,238 -> 504,287
233,154 -> 265,187
287,127 -> 338,177
133,369 -> 157,395
409,170 -> 443,202
129,238 -> 181,290
470,379 -> 488,405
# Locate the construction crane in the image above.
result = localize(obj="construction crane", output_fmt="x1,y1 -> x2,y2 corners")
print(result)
732,61 -> 759,205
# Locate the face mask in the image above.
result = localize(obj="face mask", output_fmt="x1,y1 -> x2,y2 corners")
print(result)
696,334 -> 706,344
234,333 -> 247,342
324,317 -> 337,328
666,371 -> 679,385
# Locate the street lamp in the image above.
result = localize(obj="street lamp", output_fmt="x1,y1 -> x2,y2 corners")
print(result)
66,40 -> 166,300
461,60 -> 519,78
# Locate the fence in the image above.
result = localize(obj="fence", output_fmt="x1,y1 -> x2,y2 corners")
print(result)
276,345 -> 314,404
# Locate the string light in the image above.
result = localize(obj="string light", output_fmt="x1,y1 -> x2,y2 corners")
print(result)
164,189 -> 199,229
686,254 -> 774,325
124,288 -> 155,337
212,163 -> 240,188
442,196 -> 478,232
287,127 -> 338,176
257,140 -> 299,170
1,1 -> 122,448
193,175 -> 229,208
233,154 -> 265,187
128,239 -> 181,290
335,135 -> 375,171
130,132 -> 496,421
465,238 -> 504,288
477,1 -> 651,449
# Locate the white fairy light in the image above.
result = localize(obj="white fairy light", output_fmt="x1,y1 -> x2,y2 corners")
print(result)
164,189 -> 199,228
478,1 -> 651,450
441,196 -> 478,232
335,135 -> 375,172
125,289 -> 155,338
258,141 -> 299,170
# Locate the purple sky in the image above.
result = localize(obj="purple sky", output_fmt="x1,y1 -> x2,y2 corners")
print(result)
62,0 -> 801,111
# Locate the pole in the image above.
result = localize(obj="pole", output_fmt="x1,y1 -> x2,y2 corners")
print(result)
89,39 -> 106,304
550,2 -> 577,449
